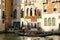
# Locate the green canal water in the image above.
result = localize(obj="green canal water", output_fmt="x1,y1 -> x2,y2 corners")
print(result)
0,33 -> 60,40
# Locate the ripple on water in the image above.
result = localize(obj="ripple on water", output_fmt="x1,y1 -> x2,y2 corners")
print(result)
0,34 -> 60,40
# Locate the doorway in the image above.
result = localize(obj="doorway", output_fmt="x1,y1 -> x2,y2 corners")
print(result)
13,22 -> 20,28
26,22 -> 41,28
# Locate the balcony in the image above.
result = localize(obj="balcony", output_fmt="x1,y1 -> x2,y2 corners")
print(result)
25,2 -> 34,6
25,16 -> 41,19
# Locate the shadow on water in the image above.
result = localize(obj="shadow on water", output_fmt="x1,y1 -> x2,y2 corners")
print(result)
0,34 -> 60,40
0,34 -> 19,40
4,34 -> 19,40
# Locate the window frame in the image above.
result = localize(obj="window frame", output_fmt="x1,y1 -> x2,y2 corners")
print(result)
43,4 -> 47,13
44,18 -> 47,26
30,8 -> 32,16
48,18 -> 51,26
53,4 -> 57,13
26,8 -> 29,16
52,18 -> 55,26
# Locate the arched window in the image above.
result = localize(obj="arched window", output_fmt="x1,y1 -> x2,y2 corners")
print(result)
34,23 -> 36,28
52,18 -> 55,26
35,8 -> 36,16
36,9 -> 38,16
22,22 -> 23,27
13,9 -> 17,18
31,23 -> 33,28
2,11 -> 5,19
26,8 -> 29,16
27,22 -> 29,27
29,23 -> 31,28
38,9 -> 41,16
53,4 -> 57,12
36,9 -> 41,16
21,9 -> 24,18
44,18 -> 47,26
48,18 -> 51,26
30,8 -> 32,16
37,23 -> 40,27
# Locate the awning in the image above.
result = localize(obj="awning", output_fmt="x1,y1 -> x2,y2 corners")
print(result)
31,18 -> 37,22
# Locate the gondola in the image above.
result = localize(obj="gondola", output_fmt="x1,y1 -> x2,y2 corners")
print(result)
15,27 -> 54,37
16,32 -> 53,37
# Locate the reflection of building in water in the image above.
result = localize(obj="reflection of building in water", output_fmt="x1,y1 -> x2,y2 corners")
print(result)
19,36 -> 60,40
20,0 -> 60,32
19,36 -> 44,40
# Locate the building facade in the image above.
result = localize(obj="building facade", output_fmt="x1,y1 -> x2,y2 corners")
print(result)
20,0 -> 60,32
0,0 -> 5,31
20,0 -> 42,28
0,0 -> 13,31
11,0 -> 21,28
5,0 -> 13,31
42,0 -> 60,32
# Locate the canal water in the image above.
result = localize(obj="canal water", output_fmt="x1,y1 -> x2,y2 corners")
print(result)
0,34 -> 60,40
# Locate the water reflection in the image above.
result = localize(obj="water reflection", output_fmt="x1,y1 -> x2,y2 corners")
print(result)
0,34 -> 60,40
4,34 -> 19,40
